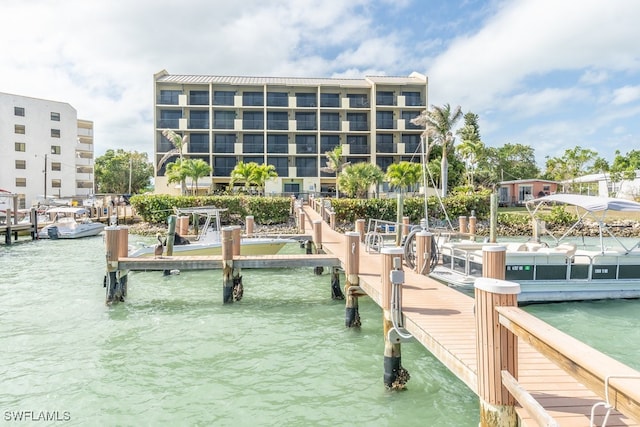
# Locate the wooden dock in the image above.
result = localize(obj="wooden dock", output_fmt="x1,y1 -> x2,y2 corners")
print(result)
118,254 -> 339,271
299,204 -> 640,427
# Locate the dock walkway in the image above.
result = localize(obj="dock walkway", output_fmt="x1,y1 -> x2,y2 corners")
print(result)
301,205 -> 639,427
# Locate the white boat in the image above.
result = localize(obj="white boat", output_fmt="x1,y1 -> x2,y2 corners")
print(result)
38,207 -> 105,239
429,194 -> 640,303
128,206 -> 297,257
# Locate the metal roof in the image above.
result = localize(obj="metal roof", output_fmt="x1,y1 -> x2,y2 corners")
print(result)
155,71 -> 426,88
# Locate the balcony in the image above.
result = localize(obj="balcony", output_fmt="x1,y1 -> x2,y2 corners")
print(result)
189,119 -> 209,129
158,119 -> 180,128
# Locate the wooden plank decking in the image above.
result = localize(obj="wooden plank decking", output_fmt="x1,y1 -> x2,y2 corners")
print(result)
118,254 -> 340,271
301,205 -> 639,427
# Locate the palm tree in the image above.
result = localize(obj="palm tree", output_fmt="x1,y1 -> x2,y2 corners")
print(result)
165,158 -> 188,194
386,161 -> 423,244
320,145 -> 349,198
159,129 -> 189,195
411,103 -> 463,197
230,161 -> 258,192
338,162 -> 384,198
456,128 -> 483,188
251,163 -> 278,195
182,158 -> 212,195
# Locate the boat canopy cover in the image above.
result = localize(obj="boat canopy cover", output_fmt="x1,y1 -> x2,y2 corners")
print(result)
45,207 -> 89,215
528,194 -> 640,212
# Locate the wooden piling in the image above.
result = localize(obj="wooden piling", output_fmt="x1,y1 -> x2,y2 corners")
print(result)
312,220 -> 323,275
482,245 -> 506,280
415,231 -> 432,275
402,216 -> 410,237
476,247 -> 520,426
5,208 -> 11,244
166,215 -> 176,256
221,227 -> 234,303
177,215 -> 189,235
329,211 -> 336,230
344,232 -> 361,327
381,247 -> 410,389
298,209 -> 306,233
231,225 -> 243,301
245,215 -> 254,237
30,207 -> 38,239
355,219 -> 366,243
490,192 -> 498,243
105,226 -> 129,304
469,214 -> 477,241
459,215 -> 468,234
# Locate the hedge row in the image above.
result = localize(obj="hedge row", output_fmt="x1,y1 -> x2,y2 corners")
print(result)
129,194 -> 292,224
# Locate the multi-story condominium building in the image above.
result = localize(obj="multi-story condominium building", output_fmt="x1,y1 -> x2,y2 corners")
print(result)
153,70 -> 428,196
0,92 -> 94,209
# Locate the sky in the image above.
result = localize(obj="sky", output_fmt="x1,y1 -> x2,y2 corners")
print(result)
2,0 -> 639,170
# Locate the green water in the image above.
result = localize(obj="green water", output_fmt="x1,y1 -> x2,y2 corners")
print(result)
1,236 -> 639,426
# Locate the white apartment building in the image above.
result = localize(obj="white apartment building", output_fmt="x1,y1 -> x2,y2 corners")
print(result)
153,70 -> 428,196
0,92 -> 94,209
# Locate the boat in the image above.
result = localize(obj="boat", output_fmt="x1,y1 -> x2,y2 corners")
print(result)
429,194 -> 640,303
128,206 -> 298,257
38,207 -> 105,239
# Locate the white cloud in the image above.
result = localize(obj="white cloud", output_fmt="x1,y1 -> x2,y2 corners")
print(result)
611,86 -> 640,106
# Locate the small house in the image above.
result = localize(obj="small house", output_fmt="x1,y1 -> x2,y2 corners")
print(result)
498,179 -> 558,206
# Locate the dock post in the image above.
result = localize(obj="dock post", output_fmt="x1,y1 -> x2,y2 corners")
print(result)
163,215 -> 176,276
344,232 -> 362,327
469,213 -> 477,241
482,245 -> 506,280
105,226 -> 128,304
231,225 -> 243,301
355,219 -> 366,243
476,245 -> 520,426
381,247 -> 410,390
459,215 -> 468,234
221,227 -> 235,304
329,211 -> 336,230
312,220 -> 323,275
245,215 -> 254,237
30,207 -> 38,240
177,215 -> 189,235
489,193 -> 498,243
5,208 -> 11,245
402,216 -> 410,237
415,231 -> 433,275
298,209 -> 306,233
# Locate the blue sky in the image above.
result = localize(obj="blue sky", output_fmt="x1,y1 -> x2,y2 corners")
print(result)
1,0 -> 639,169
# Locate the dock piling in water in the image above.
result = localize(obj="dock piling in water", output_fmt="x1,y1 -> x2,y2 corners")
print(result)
344,232 -> 361,327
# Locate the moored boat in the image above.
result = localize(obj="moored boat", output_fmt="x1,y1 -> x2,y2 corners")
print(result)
38,207 -> 105,239
430,194 -> 640,303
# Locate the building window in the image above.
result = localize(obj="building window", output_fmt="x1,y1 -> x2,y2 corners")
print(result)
402,135 -> 421,156
159,90 -> 181,105
295,157 -> 317,177
242,92 -> 263,106
320,93 -> 340,107
295,135 -> 316,154
14,107 -> 25,116
213,157 -> 237,177
243,156 -> 263,164
376,91 -> 394,106
189,133 -> 209,153
348,135 -> 369,154
267,111 -> 288,130
52,179 -> 61,188
243,111 -> 264,130
347,93 -> 369,108
189,90 -> 209,105
401,111 -> 422,129
267,156 -> 288,177
346,112 -> 368,131
376,156 -> 394,171
189,111 -> 209,129
267,134 -> 288,154
51,145 -> 61,154
295,112 -> 316,130
296,93 -> 317,107
51,112 -> 60,121
213,91 -> 235,106
51,129 -> 61,138
15,160 -> 26,169
159,110 -> 181,128
213,111 -> 235,129
320,112 -> 340,131
51,162 -> 61,171
243,134 -> 264,153
376,111 -> 394,129
267,92 -> 288,107
15,142 -> 26,152
16,178 -> 27,187
376,134 -> 394,153
518,185 -> 533,202
213,134 -> 235,153
320,135 -> 340,153
15,124 -> 25,134
402,91 -> 422,106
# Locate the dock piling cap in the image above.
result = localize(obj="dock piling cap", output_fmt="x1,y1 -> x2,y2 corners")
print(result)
475,277 -> 521,294
482,245 -> 507,252
381,247 -> 405,255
